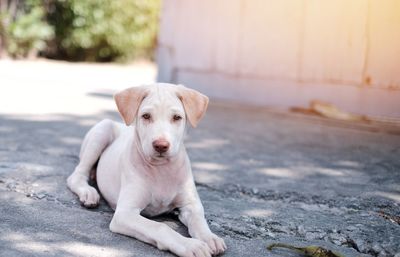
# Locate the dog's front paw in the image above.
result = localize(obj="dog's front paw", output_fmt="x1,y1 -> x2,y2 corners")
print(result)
177,237 -> 212,257
78,186 -> 100,208
198,233 -> 227,256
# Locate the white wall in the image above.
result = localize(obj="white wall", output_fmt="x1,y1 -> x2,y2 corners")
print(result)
157,0 -> 400,118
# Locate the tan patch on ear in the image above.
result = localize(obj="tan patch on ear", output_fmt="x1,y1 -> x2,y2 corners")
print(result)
177,85 -> 209,128
114,86 -> 148,125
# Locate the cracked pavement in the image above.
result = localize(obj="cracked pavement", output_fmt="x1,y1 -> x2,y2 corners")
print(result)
1,60 -> 400,257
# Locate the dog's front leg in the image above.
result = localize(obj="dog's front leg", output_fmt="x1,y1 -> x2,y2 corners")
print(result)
109,187 -> 212,257
179,202 -> 227,255
110,209 -> 212,257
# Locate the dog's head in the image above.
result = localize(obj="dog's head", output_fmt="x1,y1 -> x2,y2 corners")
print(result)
114,83 -> 208,163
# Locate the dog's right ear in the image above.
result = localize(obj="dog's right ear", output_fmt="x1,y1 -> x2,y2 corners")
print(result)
114,86 -> 148,125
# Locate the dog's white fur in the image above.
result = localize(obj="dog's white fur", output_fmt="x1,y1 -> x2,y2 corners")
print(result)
67,83 -> 226,257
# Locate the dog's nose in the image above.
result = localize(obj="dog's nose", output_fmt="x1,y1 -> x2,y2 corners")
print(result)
152,139 -> 170,154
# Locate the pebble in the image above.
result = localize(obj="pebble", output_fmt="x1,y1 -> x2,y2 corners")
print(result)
251,188 -> 259,194
297,224 -> 306,234
345,225 -> 358,231
328,233 -> 347,245
6,182 -> 16,190
305,231 -> 326,240
36,193 -> 46,199
354,238 -> 370,253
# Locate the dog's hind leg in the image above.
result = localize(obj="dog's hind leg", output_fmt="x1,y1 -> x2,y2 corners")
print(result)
67,119 -> 115,208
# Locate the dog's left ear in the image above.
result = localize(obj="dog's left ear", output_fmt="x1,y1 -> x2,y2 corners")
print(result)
176,85 -> 209,128
114,86 -> 148,125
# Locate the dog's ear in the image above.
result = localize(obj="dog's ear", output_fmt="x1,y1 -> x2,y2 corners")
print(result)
176,85 -> 209,128
114,86 -> 148,125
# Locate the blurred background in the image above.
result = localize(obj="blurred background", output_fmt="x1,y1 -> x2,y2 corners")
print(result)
157,0 -> 400,119
0,0 -> 160,61
0,0 -> 399,119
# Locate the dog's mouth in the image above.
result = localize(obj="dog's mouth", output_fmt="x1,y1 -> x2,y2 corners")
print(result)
150,152 -> 169,161
147,154 -> 171,166
156,153 -> 166,158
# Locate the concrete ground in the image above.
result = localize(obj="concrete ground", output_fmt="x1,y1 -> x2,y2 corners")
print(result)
0,60 -> 399,257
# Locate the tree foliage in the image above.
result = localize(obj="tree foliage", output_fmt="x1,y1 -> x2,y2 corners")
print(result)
0,0 -> 54,58
47,0 -> 161,62
0,0 -> 161,61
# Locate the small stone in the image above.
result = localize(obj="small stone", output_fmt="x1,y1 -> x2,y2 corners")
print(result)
6,182 -> 16,190
297,225 -> 306,235
346,225 -> 358,231
329,233 -> 347,245
266,231 -> 276,238
211,222 -> 221,228
305,231 -> 326,240
251,188 -> 259,194
372,243 -> 383,252
354,238 -> 370,253
378,250 -> 388,257
36,193 -> 46,199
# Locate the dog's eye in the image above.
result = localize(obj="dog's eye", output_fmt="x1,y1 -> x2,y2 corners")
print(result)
142,113 -> 151,120
173,115 -> 182,121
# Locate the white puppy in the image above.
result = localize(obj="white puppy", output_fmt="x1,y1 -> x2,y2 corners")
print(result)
67,83 -> 226,257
